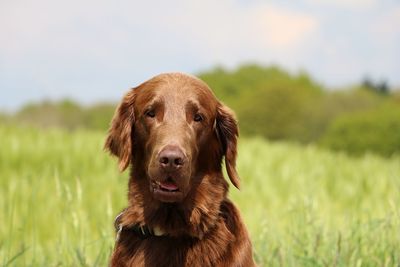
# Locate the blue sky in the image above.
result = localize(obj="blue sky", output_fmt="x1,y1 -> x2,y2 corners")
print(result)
1,0 -> 399,111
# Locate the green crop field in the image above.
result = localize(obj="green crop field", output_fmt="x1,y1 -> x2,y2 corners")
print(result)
1,125 -> 399,266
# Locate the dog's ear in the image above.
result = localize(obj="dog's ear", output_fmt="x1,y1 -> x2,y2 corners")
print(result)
216,103 -> 240,189
104,89 -> 136,172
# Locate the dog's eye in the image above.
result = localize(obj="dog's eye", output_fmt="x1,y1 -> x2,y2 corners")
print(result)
145,110 -> 156,118
194,113 -> 203,122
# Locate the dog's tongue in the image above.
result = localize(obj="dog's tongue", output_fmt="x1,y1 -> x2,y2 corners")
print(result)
160,181 -> 178,191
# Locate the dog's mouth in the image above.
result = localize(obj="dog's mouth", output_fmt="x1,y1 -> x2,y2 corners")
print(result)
152,179 -> 179,192
151,177 -> 183,202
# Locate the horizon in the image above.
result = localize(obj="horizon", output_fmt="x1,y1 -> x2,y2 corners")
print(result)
1,63 -> 399,113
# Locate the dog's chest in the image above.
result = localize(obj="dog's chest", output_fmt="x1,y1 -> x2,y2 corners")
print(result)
120,226 -> 234,267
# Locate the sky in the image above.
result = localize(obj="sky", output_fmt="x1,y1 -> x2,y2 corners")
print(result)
1,0 -> 399,111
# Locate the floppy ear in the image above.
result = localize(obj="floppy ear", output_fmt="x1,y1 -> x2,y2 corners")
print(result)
216,103 -> 240,189
104,89 -> 136,172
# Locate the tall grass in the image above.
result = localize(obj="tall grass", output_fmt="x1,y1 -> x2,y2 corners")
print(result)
234,139 -> 400,266
0,126 -> 399,266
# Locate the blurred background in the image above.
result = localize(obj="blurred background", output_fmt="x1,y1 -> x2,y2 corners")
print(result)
1,0 -> 399,266
1,0 -> 399,155
0,0 -> 400,155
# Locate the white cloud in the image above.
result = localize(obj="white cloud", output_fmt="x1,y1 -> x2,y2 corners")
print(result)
0,0 -> 319,63
145,1 -> 319,67
250,5 -> 318,48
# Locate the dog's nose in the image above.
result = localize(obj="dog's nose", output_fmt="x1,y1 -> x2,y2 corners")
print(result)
158,146 -> 185,170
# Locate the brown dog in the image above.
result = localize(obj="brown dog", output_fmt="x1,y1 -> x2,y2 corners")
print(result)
105,73 -> 256,267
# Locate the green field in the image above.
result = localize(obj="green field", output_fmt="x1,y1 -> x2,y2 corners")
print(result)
1,126 -> 399,266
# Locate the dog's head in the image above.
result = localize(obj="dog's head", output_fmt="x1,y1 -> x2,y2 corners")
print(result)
105,73 -> 239,203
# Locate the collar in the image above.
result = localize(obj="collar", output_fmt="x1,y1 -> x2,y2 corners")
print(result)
116,224 -> 167,240
115,212 -> 167,241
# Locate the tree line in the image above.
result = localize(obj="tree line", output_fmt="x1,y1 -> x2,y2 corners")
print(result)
2,64 -> 400,156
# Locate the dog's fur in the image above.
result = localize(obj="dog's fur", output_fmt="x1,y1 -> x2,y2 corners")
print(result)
105,73 -> 256,267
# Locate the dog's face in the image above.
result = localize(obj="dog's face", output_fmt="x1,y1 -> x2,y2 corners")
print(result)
105,73 -> 240,203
